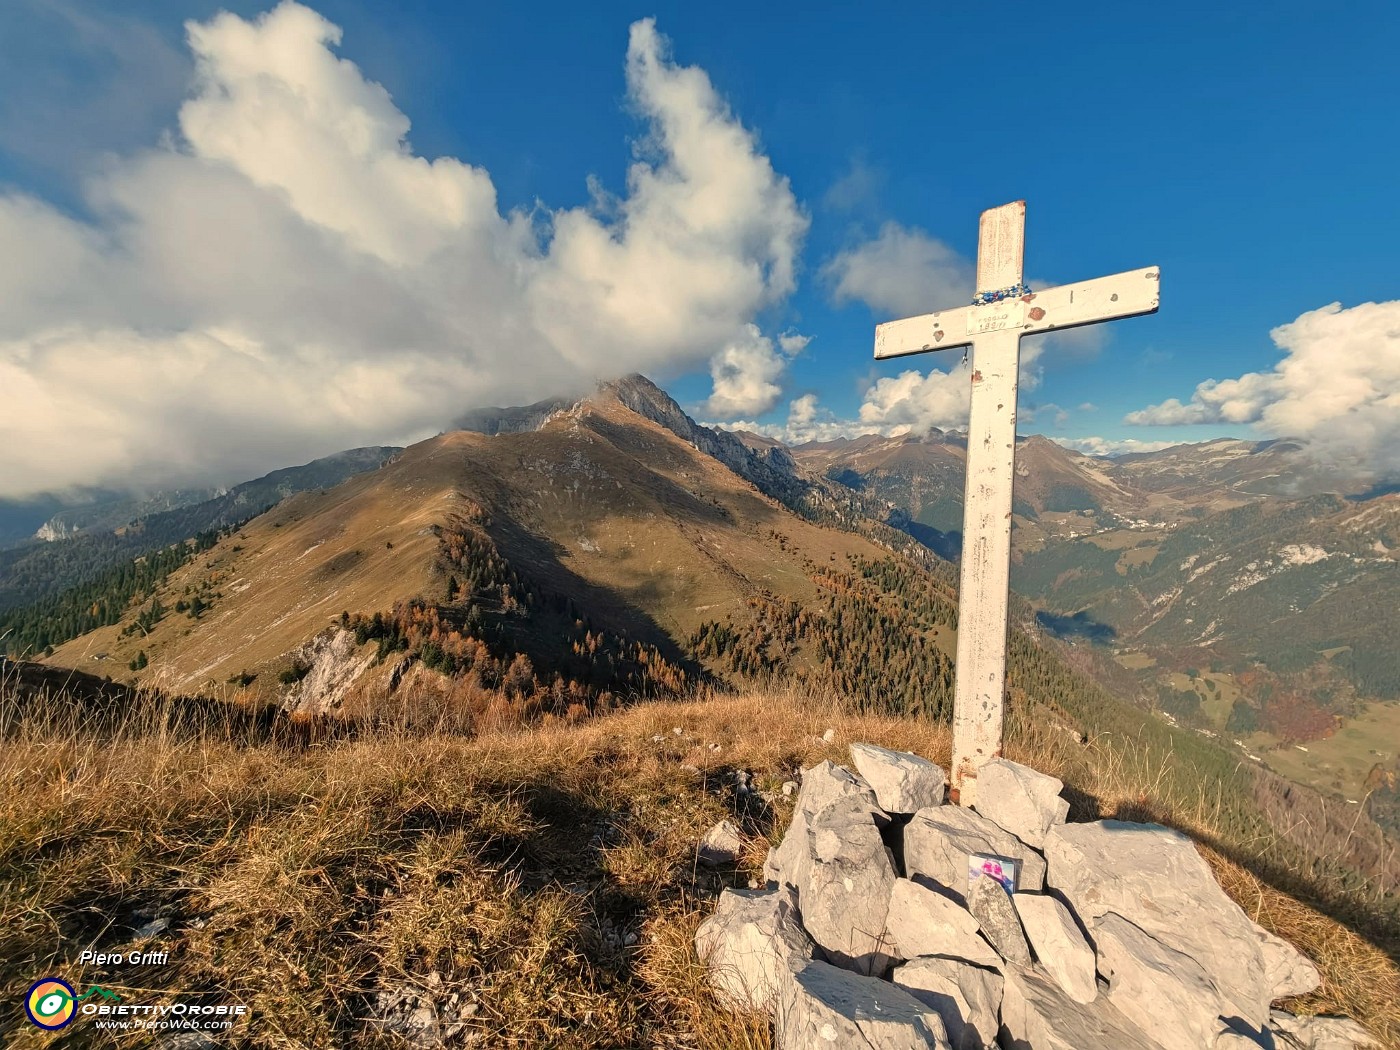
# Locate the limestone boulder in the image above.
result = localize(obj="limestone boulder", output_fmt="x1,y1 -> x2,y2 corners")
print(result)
1095,911 -> 1237,1050
849,742 -> 947,814
796,794 -> 898,976
765,760 -> 880,890
1045,820 -> 1272,1027
967,876 -> 1031,966
776,959 -> 951,1050
698,820 -> 743,867
999,964 -> 1166,1050
904,805 -> 1046,902
1269,1009 -> 1379,1049
892,955 -> 1003,1050
1254,925 -> 1322,1000
884,877 -> 1003,970
693,885 -> 815,1012
971,758 -> 1070,848
1012,892 -> 1097,1003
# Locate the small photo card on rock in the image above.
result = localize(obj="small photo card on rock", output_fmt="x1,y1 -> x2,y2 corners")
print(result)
969,852 -> 1019,895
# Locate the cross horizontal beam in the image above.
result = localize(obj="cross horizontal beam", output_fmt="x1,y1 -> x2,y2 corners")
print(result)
873,266 -> 1160,361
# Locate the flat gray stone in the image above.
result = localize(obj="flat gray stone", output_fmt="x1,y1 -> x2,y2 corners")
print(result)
1045,820 -> 1272,1028
967,877 -> 1031,966
797,794 -> 898,976
765,760 -> 879,890
1000,964 -> 1167,1050
694,885 -> 814,1012
892,955 -> 1003,1050
884,878 -> 1002,970
1268,1009 -> 1379,1049
698,819 -> 744,867
776,959 -> 951,1050
1095,912 -> 1234,1050
972,758 -> 1070,848
1254,925 -> 1321,1000
1012,892 -> 1097,1004
904,805 -> 1046,903
849,742 -> 947,814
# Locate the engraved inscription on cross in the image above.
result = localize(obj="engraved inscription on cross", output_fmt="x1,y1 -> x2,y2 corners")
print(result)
872,201 -> 1160,807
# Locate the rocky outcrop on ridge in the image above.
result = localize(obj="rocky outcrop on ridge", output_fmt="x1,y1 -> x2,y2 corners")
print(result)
695,748 -> 1375,1050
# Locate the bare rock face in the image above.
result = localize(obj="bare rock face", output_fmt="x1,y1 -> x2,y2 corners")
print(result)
797,794 -> 898,976
694,885 -> 814,1012
884,878 -> 1002,970
849,742 -> 947,814
966,877 -> 1032,967
765,760 -> 880,890
1011,892 -> 1097,1004
971,758 -> 1070,848
1268,1009 -> 1380,1049
904,805 -> 1046,902
892,955 -> 1003,1050
999,965 -> 1166,1050
1044,820 -> 1274,1029
776,959 -> 951,1050
1094,912 -> 1236,1050
281,627 -> 376,717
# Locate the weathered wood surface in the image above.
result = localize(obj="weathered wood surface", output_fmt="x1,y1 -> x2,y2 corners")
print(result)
875,267 -> 1160,360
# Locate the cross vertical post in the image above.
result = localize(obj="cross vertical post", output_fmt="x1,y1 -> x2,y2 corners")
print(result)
871,201 -> 1160,807
952,202 -> 1025,807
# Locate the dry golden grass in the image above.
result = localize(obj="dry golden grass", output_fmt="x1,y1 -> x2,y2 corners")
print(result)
2,677 -> 1397,1047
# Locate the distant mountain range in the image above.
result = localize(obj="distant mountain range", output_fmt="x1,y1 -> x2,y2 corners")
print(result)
0,447 -> 401,615
10,375 -> 1399,820
1,448 -> 404,552
791,428 -> 1397,694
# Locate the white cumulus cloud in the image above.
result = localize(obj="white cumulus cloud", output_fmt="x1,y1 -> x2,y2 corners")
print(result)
702,325 -> 809,418
717,363 -> 979,446
823,222 -> 972,319
716,392 -> 868,445
721,323 -> 1067,446
1124,300 -> 1400,478
0,3 -> 808,499
1123,372 -> 1284,426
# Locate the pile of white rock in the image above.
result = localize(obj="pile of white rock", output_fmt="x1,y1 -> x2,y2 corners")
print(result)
695,743 -> 1376,1050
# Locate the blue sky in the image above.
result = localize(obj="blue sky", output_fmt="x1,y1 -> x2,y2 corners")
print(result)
2,0 -> 1398,496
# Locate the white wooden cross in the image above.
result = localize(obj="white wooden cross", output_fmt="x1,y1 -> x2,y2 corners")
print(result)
872,200 -> 1159,807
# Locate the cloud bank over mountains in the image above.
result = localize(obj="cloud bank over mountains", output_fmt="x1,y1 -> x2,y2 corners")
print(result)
1125,300 -> 1400,480
0,3 -> 806,498
3,2 -> 1395,497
